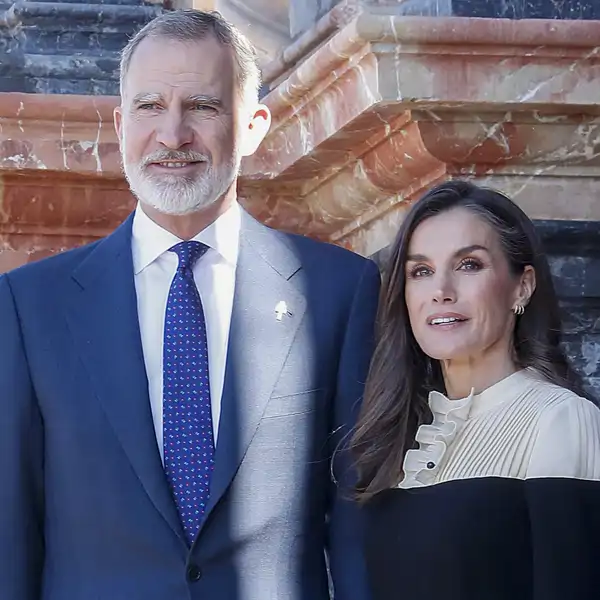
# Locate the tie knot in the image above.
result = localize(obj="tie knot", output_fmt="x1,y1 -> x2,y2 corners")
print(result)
169,241 -> 208,271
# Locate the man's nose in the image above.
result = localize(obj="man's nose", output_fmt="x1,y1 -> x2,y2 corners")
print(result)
155,111 -> 193,149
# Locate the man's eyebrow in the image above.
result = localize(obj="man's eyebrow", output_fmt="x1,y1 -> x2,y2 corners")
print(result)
132,93 -> 162,104
186,95 -> 223,107
130,94 -> 224,107
406,244 -> 490,262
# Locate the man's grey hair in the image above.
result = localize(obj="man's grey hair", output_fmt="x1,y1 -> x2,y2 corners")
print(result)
119,9 -> 262,103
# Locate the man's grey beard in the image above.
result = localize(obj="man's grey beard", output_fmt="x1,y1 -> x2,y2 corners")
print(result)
123,149 -> 240,216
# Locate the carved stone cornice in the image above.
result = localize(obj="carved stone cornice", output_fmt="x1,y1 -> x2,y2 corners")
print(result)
239,14 -> 600,255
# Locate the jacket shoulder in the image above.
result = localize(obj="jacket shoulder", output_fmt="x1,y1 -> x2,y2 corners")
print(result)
285,230 -> 370,265
263,219 -> 376,273
3,240 -> 101,289
242,210 -> 378,283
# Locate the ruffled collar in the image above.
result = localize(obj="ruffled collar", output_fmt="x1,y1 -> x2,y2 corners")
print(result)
398,369 -> 536,488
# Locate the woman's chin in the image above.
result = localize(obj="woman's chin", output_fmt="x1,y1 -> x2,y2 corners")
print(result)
421,345 -> 475,363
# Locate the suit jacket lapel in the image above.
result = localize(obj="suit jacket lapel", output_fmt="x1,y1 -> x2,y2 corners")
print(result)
203,213 -> 306,522
66,215 -> 186,550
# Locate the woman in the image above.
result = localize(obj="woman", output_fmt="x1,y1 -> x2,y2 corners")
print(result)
352,180 -> 600,600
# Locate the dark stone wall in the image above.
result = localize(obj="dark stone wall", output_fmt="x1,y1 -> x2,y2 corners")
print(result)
0,0 -> 163,95
371,219 -> 600,401
392,0 -> 600,19
536,220 -> 600,399
289,0 -> 600,37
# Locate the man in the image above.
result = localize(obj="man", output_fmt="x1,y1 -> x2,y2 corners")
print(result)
0,10 -> 379,600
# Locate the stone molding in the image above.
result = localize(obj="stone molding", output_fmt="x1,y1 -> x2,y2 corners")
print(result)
0,93 -> 120,174
0,93 -> 128,269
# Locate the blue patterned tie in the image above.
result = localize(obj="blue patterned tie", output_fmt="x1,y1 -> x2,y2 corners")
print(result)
163,241 -> 215,545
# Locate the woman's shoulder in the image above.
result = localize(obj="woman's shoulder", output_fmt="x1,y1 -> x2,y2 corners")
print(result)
523,371 -> 600,479
518,368 -> 595,414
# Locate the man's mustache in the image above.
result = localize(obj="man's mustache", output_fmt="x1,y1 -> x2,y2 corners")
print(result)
140,150 -> 210,167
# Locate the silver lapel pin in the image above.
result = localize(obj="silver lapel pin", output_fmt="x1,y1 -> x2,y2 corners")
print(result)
275,300 -> 292,321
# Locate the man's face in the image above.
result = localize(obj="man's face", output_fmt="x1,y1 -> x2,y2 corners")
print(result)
115,35 -> 246,216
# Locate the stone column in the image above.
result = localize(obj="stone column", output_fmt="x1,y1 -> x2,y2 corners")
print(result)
0,0 -> 163,95
360,0 -> 600,394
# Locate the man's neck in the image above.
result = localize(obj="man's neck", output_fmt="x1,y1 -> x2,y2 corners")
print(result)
140,193 -> 235,240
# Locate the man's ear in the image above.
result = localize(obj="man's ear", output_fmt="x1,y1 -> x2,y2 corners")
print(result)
239,104 -> 271,157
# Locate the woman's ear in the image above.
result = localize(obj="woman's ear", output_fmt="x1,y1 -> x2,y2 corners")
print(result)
518,265 -> 536,307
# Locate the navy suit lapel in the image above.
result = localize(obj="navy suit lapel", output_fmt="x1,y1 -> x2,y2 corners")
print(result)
66,215 -> 186,549
202,213 -> 307,524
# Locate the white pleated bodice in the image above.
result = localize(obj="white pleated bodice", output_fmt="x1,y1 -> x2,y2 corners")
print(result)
399,369 -> 600,489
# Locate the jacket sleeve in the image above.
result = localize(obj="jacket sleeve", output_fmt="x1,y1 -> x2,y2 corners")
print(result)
0,274 -> 45,599
326,259 -> 380,600
525,475 -> 600,600
524,395 -> 600,600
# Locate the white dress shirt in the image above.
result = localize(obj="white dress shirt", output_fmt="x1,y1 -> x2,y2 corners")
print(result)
131,202 -> 240,460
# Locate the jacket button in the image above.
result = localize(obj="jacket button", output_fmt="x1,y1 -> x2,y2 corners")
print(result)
186,564 -> 202,582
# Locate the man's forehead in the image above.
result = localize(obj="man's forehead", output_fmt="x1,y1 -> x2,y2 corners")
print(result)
125,35 -> 236,91
132,33 -> 230,59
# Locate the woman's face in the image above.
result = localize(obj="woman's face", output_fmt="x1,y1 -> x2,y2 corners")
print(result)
404,207 -> 531,363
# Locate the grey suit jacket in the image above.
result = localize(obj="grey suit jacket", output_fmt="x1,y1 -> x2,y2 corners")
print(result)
0,209 -> 380,600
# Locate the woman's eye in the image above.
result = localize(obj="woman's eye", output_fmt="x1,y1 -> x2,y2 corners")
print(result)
408,265 -> 431,278
459,258 -> 482,271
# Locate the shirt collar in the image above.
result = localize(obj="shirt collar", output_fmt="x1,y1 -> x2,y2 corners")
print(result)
131,201 -> 241,275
